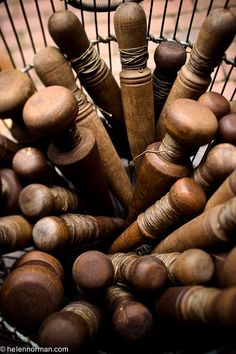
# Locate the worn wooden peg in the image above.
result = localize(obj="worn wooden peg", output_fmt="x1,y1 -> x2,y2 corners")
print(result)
152,249 -> 214,285
19,183 -> 83,220
110,252 -> 168,293
108,177 -> 206,253
33,213 -> 126,254
114,1 -> 155,170
22,85 -> 114,216
127,98 -> 217,222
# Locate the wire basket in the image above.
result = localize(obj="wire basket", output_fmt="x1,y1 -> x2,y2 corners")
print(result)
0,0 -> 236,352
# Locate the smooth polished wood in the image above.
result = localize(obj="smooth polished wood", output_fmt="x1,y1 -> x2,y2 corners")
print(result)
213,247 -> 236,288
198,91 -> 230,120
218,113 -> 236,145
155,8 -> 236,140
114,1 -> 155,170
0,168 -> 22,214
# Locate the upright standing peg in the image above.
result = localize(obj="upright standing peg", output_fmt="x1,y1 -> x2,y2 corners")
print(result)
193,143 -> 236,195
127,98 -> 217,222
204,169 -> 236,211
108,177 -> 206,253
39,300 -> 102,353
106,284 -> 153,341
22,85 -> 114,216
152,249 -> 214,285
19,183 -> 83,220
198,92 -> 230,120
110,252 -> 168,293
0,215 -> 32,255
212,246 -> 236,288
33,46 -> 133,210
155,8 -> 236,140
47,10 -> 130,159
0,168 -> 22,214
153,197 -> 236,254
72,250 -> 114,295
114,1 -> 155,170
0,69 -> 36,144
153,41 -> 186,124
155,285 -> 236,327
33,213 -> 126,254
0,263 -> 65,332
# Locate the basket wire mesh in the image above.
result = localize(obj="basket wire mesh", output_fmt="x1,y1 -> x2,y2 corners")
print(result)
0,0 -> 236,351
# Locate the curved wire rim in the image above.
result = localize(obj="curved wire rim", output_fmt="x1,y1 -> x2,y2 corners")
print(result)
67,0 -> 143,12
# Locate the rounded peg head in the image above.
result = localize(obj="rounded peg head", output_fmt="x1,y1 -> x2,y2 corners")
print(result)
154,41 -> 186,74
12,249 -> 64,282
39,311 -> 90,352
19,184 -> 55,219
72,250 -> 114,294
218,113 -> 236,145
198,92 -> 230,120
23,86 -> 78,137
169,177 -> 206,215
114,1 -> 147,49
0,264 -> 64,332
12,147 -> 51,184
0,69 -> 35,119
48,10 -> 89,59
33,216 -> 69,253
165,98 -> 218,148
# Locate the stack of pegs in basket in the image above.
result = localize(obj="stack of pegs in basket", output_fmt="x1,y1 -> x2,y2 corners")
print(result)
0,2 -> 236,353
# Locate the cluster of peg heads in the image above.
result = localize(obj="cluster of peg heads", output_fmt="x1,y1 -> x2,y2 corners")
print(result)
0,2 -> 236,353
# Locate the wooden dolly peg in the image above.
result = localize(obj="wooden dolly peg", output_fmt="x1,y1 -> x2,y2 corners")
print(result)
127,98 -> 217,223
198,91 -> 230,120
12,249 -> 64,282
218,113 -> 236,145
106,284 -> 153,341
110,252 -> 168,293
156,8 -> 236,140
19,183 -> 83,220
152,196 -> 236,254
193,143 -> 236,195
108,177 -> 206,253
33,213 -> 126,254
204,168 -> 236,211
47,10 -> 130,159
0,214 -> 32,255
72,250 -> 114,295
152,249 -> 214,285
153,40 -> 186,124
155,285 -> 236,327
212,246 -> 236,288
0,167 -> 22,214
0,69 -> 37,144
39,300 -> 102,353
114,1 -> 155,170
22,85 -> 114,216
0,262 -> 64,332
33,46 -> 133,211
